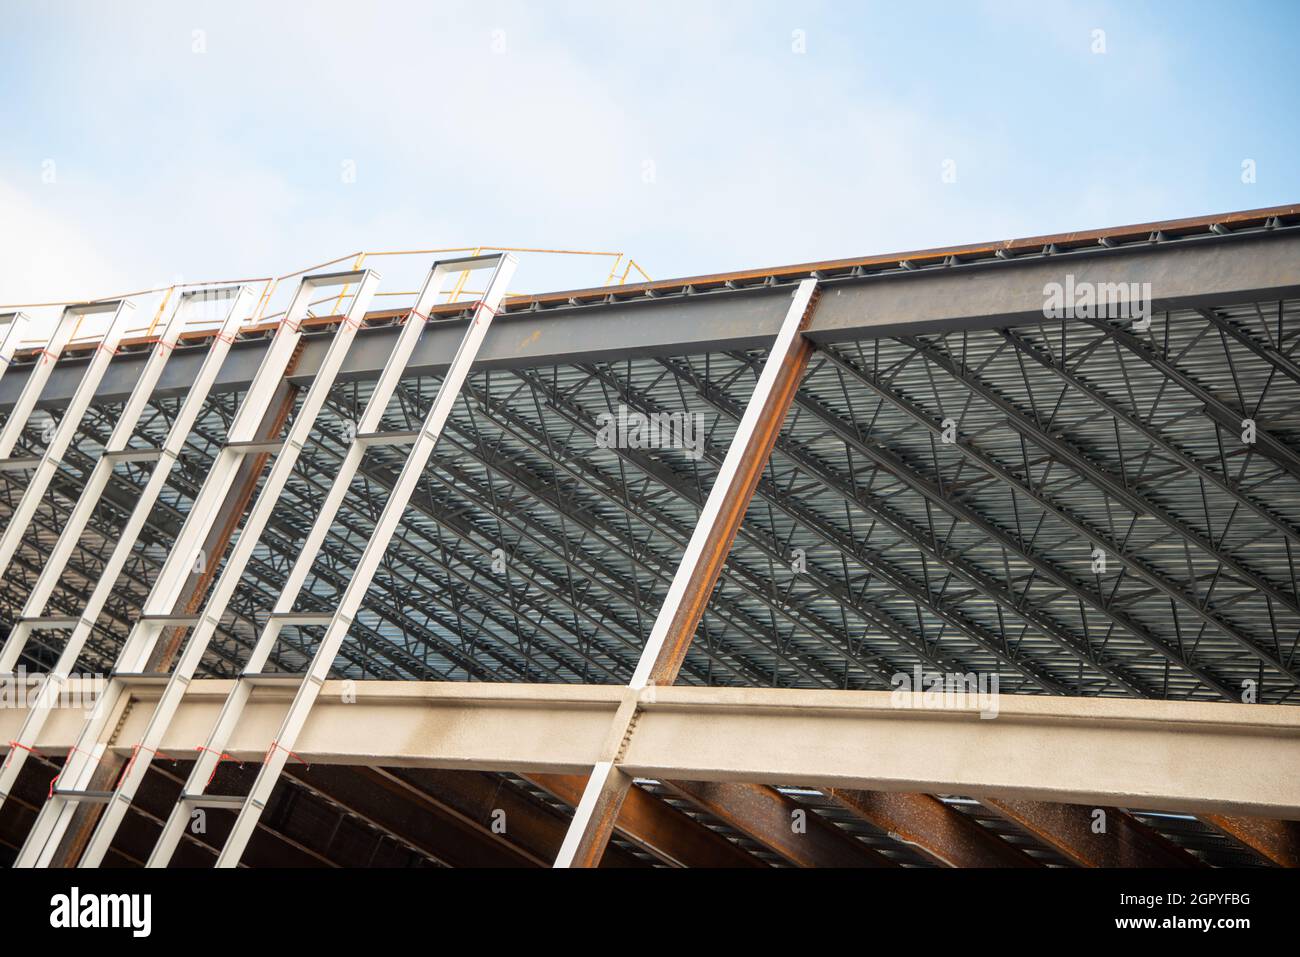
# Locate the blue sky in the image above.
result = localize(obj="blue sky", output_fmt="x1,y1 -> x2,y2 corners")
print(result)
0,0 -> 1296,308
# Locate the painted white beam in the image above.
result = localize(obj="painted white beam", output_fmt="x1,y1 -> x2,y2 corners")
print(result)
3,682 -> 1297,820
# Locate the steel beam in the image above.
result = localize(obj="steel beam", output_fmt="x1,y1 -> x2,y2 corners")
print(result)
0,300 -> 133,582
1201,814 -> 1300,867
982,798 -> 1204,867
553,279 -> 819,867
526,773 -> 763,867
383,769 -> 647,868
827,789 -> 1040,867
13,269 -> 380,868
5,224 -> 1297,413
202,256 -> 516,869
287,765 -> 542,867
0,313 -> 32,393
71,270 -> 383,868
0,304 -> 81,456
663,779 -> 891,867
0,289 -> 261,811
5,681 -> 1299,820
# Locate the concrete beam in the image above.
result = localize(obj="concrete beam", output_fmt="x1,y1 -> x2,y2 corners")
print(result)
5,681 -> 1298,820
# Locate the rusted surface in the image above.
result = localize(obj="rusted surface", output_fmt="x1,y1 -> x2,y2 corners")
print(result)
829,789 -> 1039,868
651,337 -> 816,685
381,768 -> 647,868
983,798 -> 1204,868
1202,814 -> 1300,867
527,772 -> 762,867
664,780 -> 893,868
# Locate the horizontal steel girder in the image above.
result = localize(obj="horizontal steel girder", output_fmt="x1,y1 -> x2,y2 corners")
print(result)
5,680 -> 1298,820
5,230 -> 1299,413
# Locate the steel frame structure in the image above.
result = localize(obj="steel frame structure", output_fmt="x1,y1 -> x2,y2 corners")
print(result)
14,270 -> 382,866
1,203 -> 1299,868
0,286 -> 258,802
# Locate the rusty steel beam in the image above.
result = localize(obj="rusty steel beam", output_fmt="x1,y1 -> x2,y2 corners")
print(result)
1202,814 -> 1300,868
555,280 -> 820,868
983,798 -> 1205,868
383,768 -> 648,868
828,789 -> 1039,868
526,773 -> 762,868
663,779 -> 892,868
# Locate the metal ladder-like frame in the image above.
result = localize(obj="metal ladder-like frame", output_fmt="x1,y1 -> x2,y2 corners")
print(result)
13,269 -> 381,868
147,253 -> 516,868
0,286 -> 258,806
0,313 -> 35,393
0,307 -> 80,459
0,300 -> 135,584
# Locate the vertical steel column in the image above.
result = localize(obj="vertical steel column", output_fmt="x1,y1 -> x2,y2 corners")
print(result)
0,287 -> 258,805
13,270 -> 380,868
553,279 -> 819,867
0,301 -> 133,585
210,255 -> 516,868
146,254 -> 516,868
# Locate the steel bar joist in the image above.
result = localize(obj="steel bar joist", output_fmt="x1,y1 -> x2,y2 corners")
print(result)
0,286 -> 259,805
13,269 -> 381,868
554,279 -> 819,868
0,300 -> 133,586
174,255 -> 516,869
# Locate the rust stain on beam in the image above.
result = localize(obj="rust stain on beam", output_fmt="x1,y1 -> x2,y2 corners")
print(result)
527,773 -> 763,868
983,798 -> 1205,868
664,779 -> 893,868
383,768 -> 648,868
1202,814 -> 1300,867
828,789 -> 1040,868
